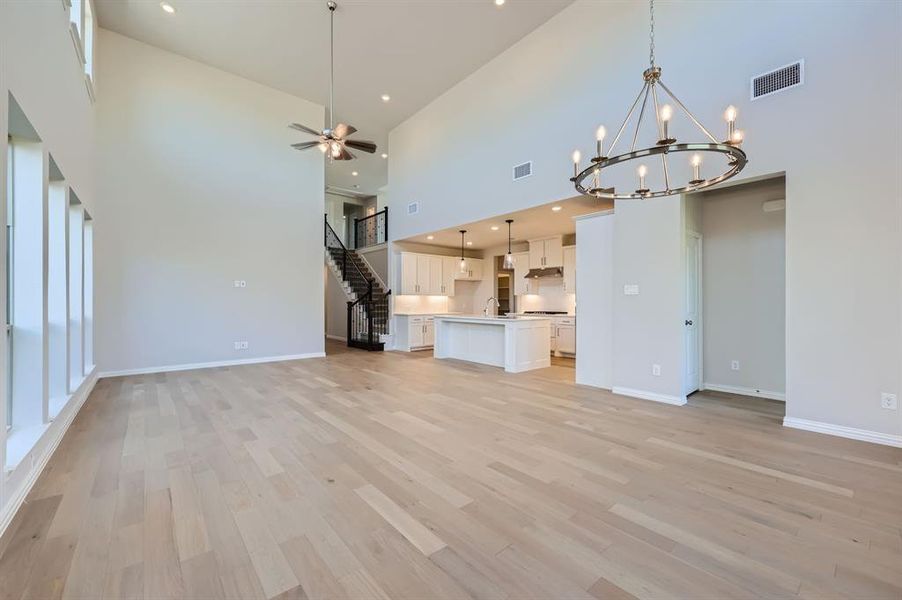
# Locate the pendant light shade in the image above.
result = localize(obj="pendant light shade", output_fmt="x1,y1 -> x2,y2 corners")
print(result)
502,219 -> 515,269
459,230 -> 468,274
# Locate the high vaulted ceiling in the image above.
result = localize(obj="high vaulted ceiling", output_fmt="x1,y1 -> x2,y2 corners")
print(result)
94,0 -> 573,195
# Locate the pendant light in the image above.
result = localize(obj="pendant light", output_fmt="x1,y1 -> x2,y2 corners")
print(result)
459,230 -> 468,274
503,219 -> 515,269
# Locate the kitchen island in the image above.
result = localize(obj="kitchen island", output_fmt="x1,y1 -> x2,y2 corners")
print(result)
433,315 -> 551,373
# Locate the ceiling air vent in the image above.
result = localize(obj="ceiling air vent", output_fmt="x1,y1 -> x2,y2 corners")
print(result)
513,161 -> 533,181
407,201 -> 419,215
751,60 -> 804,100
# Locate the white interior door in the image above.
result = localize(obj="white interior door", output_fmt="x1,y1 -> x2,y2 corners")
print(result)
684,232 -> 702,395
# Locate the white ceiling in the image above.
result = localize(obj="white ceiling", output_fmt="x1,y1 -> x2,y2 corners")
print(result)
94,0 -> 573,195
400,195 -> 614,251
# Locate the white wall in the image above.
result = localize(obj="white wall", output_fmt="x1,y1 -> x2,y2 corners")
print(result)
700,177 -> 786,397
387,0 -> 902,441
0,0 -> 99,533
95,30 -> 325,374
575,211 -> 613,389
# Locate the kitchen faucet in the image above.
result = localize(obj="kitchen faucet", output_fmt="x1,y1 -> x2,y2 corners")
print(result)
484,296 -> 500,316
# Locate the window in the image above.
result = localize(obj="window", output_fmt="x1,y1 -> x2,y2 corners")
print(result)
48,167 -> 69,414
68,0 -> 95,99
83,216 -> 94,371
68,200 -> 84,391
5,137 -> 12,429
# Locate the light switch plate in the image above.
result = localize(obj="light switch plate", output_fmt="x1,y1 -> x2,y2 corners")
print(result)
731,360 -> 740,371
624,284 -> 640,296
652,364 -> 661,376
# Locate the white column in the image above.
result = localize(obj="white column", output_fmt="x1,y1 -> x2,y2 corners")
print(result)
68,201 -> 84,391
10,141 -> 49,427
48,181 -> 69,408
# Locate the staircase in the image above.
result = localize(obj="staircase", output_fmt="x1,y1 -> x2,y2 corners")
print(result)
325,217 -> 391,351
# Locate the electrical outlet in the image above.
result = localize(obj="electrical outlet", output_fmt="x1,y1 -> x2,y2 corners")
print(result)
881,393 -> 897,410
234,341 -> 248,350
731,360 -> 740,371
652,364 -> 661,376
240,341 -> 248,350
233,280 -> 247,288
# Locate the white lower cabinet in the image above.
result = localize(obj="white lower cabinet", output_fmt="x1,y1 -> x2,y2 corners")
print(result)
550,317 -> 576,356
396,315 -> 436,351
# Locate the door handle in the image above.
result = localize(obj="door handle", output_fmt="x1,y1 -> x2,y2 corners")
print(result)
685,319 -> 693,326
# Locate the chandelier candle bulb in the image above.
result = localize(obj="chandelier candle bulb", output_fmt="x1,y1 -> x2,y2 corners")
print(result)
690,153 -> 702,184
731,129 -> 744,145
572,150 -> 581,177
596,125 -> 607,158
725,105 -> 737,142
637,164 -> 649,194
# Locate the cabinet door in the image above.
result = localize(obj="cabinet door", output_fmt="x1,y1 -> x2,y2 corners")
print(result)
427,256 -> 443,295
562,246 -> 576,293
544,237 -> 564,268
409,317 -> 424,347
528,240 -> 545,269
415,255 -> 432,294
401,253 -> 418,295
468,258 -> 484,281
423,317 -> 435,346
512,252 -> 529,296
442,256 -> 457,296
557,324 -> 576,354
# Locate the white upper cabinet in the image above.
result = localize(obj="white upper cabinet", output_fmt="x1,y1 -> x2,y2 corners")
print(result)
456,257 -> 483,281
400,252 -> 477,295
512,252 -> 537,296
563,245 -> 576,294
528,236 -> 564,269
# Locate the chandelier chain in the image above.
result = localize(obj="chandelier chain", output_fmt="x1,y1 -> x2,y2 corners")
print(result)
649,0 -> 655,67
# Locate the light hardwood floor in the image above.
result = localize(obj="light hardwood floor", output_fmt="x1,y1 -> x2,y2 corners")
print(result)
2,341 -> 901,599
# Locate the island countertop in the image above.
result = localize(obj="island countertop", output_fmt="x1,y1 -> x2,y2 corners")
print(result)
433,315 -> 550,325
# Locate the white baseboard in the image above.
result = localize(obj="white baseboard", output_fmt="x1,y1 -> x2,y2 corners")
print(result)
98,352 -> 326,378
783,417 -> 902,448
326,334 -> 347,342
613,387 -> 687,406
1,368 -> 98,539
703,382 -> 785,402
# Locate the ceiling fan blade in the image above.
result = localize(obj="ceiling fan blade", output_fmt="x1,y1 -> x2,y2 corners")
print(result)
291,141 -> 321,150
332,123 -> 357,139
289,122 -> 321,136
334,145 -> 356,161
345,139 -> 377,154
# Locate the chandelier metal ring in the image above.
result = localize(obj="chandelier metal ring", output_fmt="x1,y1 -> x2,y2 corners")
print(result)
571,142 -> 747,200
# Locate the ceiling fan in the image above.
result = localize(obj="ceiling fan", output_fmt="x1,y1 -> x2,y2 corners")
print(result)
290,1 -> 376,161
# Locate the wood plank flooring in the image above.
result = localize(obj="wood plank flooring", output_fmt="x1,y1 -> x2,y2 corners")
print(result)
2,340 -> 901,599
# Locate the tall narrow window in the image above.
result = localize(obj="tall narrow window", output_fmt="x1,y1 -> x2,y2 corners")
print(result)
48,171 -> 69,415
83,0 -> 94,81
9,138 -> 48,430
68,200 -> 84,391
83,215 -> 93,371
5,137 -> 12,429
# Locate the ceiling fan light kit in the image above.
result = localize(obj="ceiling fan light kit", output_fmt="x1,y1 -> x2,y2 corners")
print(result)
570,0 -> 747,200
289,1 -> 376,161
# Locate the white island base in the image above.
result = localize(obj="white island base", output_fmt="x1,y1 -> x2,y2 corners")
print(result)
433,316 -> 551,373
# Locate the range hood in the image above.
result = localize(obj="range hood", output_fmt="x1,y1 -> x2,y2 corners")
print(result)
524,267 -> 563,279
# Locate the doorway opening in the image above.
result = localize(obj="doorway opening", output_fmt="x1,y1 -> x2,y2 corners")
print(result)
684,175 -> 786,419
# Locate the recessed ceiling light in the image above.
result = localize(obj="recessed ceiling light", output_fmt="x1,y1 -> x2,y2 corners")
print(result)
160,2 -> 176,13
351,171 -> 358,176
551,205 -> 563,212
490,226 -> 499,231
495,0 -> 505,5
381,153 -> 388,159
427,235 -> 434,240
381,94 -> 391,102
